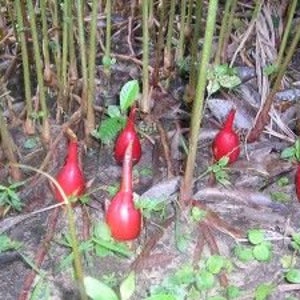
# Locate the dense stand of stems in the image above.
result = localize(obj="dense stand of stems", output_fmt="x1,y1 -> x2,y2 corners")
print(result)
15,0 -> 34,134
27,0 -> 50,142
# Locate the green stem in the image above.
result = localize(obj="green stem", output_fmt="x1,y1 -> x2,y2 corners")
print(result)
40,0 -> 51,76
177,0 -> 187,61
15,0 -> 34,134
215,0 -> 237,64
27,0 -> 50,142
186,0 -> 202,100
165,0 -> 176,75
86,0 -> 98,138
60,0 -> 71,111
76,0 -> 88,113
276,0 -> 297,74
182,0 -> 218,204
15,164 -> 87,300
141,0 -> 150,113
104,0 -> 111,75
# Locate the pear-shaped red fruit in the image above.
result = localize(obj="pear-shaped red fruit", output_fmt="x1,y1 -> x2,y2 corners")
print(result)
114,106 -> 142,165
106,142 -> 142,241
212,109 -> 240,164
54,140 -> 85,203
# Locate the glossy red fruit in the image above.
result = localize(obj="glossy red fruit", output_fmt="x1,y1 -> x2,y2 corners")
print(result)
295,165 -> 300,201
106,142 -> 142,241
54,140 -> 85,203
212,109 -> 240,164
114,106 -> 142,165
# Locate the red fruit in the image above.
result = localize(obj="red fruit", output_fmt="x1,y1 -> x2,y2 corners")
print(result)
296,165 -> 300,201
54,140 -> 85,203
114,106 -> 142,165
212,109 -> 240,164
106,142 -> 142,241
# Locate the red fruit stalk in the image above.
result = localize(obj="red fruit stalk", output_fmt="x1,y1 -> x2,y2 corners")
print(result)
54,139 -> 85,203
295,165 -> 300,202
114,106 -> 142,165
106,142 -> 142,241
212,109 -> 240,164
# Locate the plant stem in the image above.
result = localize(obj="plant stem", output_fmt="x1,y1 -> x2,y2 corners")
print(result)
247,20 -> 300,142
15,0 -> 34,134
181,0 -> 218,205
76,0 -> 88,113
215,0 -> 237,64
177,0 -> 187,62
15,164 -> 87,300
40,0 -> 51,81
60,0 -> 70,112
27,0 -> 50,142
141,0 -> 150,113
104,0 -> 111,75
185,0 -> 202,102
276,0 -> 297,74
86,0 -> 98,140
0,105 -> 21,181
164,0 -> 176,82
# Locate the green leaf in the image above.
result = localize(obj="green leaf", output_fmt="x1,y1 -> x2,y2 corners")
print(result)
295,139 -> 300,161
280,255 -> 294,269
92,238 -> 132,257
247,229 -> 264,245
119,80 -> 139,113
263,63 -> 277,76
0,234 -> 21,253
292,232 -> 300,247
234,245 -> 254,262
281,146 -> 295,160
252,243 -> 271,262
94,222 -> 112,241
218,74 -> 241,89
196,270 -> 215,290
270,191 -> 290,203
276,176 -> 289,187
226,285 -> 242,299
206,255 -> 225,274
84,276 -> 119,300
24,137 -> 39,149
254,283 -> 273,300
107,105 -> 121,118
207,79 -> 220,95
218,156 -> 229,167
120,272 -> 136,300
94,116 -> 126,144
30,277 -> 50,300
285,269 -> 300,283
190,206 -> 207,222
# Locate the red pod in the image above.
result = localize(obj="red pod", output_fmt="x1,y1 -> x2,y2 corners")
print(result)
54,140 -> 85,203
106,142 -> 142,241
295,165 -> 300,202
114,106 -> 142,165
212,109 -> 240,164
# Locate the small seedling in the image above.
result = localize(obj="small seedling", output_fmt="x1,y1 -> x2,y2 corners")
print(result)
207,64 -> 241,96
254,283 -> 274,300
0,234 -> 22,253
281,139 -> 300,162
92,80 -> 139,144
84,271 -> 136,300
0,180 -> 25,213
207,157 -> 231,186
134,195 -> 167,219
234,229 -> 272,262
